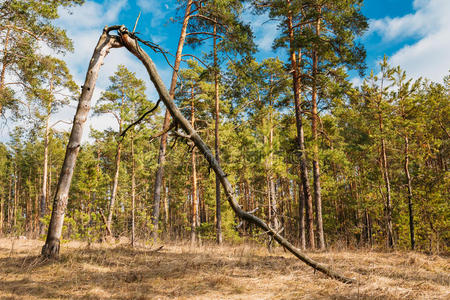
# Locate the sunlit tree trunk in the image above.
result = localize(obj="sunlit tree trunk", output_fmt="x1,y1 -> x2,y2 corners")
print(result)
190,86 -> 198,245
151,0 -> 193,242
287,10 -> 314,249
378,111 -> 394,249
40,105 -> 51,236
311,12 -> 325,250
131,130 -> 136,248
403,134 -> 415,250
213,22 -> 222,245
106,136 -> 122,236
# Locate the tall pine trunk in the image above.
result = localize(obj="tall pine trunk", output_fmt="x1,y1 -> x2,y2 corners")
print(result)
41,28 -> 120,258
213,22 -> 222,245
311,13 -> 325,250
151,0 -> 193,242
404,135 -> 415,249
287,11 -> 314,249
106,138 -> 122,236
131,131 -> 136,248
190,88 -> 198,245
40,110 -> 50,236
378,113 -> 394,248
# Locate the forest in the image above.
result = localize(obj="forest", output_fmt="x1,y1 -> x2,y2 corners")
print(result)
0,0 -> 449,298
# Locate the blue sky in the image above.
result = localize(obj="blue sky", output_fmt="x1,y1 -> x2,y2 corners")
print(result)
21,0 -> 450,140
55,0 -> 449,86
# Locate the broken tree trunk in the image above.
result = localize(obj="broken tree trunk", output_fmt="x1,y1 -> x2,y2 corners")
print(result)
117,26 -> 355,284
41,27 -> 121,258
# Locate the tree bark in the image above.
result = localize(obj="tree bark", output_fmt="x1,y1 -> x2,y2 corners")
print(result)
41,27 -> 121,258
404,135 -> 415,250
298,178 -> 306,250
40,109 -> 50,236
119,27 -> 355,283
287,11 -> 314,249
378,113 -> 394,248
190,87 -> 198,245
213,22 -> 223,245
151,0 -> 193,242
106,139 -> 122,236
0,194 -> 3,236
311,12 -> 325,250
131,131 -> 136,248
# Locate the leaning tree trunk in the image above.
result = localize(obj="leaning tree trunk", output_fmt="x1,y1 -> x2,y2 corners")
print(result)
151,0 -> 193,242
41,27 -> 121,258
118,26 -> 354,283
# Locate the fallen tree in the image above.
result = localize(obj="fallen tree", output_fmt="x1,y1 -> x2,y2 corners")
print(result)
42,25 -> 355,284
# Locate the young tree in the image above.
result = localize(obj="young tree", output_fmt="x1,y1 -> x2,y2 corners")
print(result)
390,66 -> 421,250
94,65 -> 150,237
24,55 -> 77,235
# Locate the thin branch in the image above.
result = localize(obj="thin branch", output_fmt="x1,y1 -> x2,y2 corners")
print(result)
132,11 -> 141,33
120,98 -> 161,138
50,120 -> 72,129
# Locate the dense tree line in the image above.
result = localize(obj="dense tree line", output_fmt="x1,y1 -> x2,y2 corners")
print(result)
0,0 -> 448,254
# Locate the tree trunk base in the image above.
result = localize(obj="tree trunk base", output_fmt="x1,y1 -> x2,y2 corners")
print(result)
41,238 -> 60,259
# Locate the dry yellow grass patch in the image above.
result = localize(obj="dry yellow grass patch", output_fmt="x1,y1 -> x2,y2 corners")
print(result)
0,238 -> 448,299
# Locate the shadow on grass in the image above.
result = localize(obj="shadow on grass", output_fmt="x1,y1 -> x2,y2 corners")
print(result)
0,246 -> 302,299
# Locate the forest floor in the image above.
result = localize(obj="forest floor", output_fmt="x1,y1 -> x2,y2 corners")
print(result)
0,238 -> 448,299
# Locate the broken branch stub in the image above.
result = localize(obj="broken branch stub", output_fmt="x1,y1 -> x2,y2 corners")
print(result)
117,25 -> 355,284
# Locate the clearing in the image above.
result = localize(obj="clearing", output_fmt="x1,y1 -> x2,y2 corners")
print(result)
0,238 -> 448,299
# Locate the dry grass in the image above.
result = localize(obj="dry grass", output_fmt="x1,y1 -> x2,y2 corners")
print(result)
0,238 -> 449,299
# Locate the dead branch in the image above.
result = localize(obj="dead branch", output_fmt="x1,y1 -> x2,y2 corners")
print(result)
120,98 -> 161,138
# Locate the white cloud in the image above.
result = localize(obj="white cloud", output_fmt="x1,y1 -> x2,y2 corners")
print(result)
137,0 -> 168,27
368,0 -> 450,82
242,8 -> 279,52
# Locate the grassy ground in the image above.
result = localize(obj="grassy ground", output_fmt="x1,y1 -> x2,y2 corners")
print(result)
0,238 -> 448,299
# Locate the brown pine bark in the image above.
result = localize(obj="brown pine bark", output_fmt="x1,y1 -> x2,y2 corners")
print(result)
311,12 -> 325,250
297,176 -> 306,250
190,87 -> 198,245
41,27 -> 121,258
119,27 -> 355,283
287,10 -> 314,249
213,22 -> 223,245
151,0 -> 193,242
